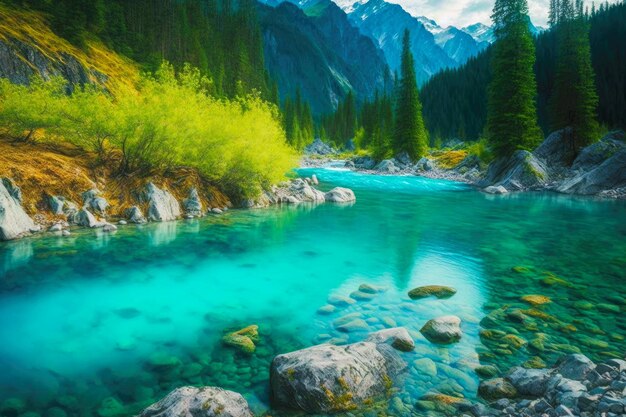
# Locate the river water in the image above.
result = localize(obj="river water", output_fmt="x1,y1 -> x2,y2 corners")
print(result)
0,167 -> 625,417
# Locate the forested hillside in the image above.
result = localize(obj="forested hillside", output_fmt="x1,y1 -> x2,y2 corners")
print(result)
3,0 -> 273,99
421,1 -> 626,143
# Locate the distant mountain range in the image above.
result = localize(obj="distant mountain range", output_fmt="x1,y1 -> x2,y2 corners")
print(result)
258,0 -> 544,112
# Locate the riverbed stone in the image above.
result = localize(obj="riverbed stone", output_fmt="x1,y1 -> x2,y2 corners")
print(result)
420,315 -> 462,344
324,187 -> 356,203
270,341 -> 406,413
414,358 -> 438,378
366,327 -> 415,352
327,294 -> 356,307
506,367 -> 552,397
222,325 -> 259,354
478,378 -> 518,400
317,304 -> 336,315
408,285 -> 457,300
139,386 -> 253,417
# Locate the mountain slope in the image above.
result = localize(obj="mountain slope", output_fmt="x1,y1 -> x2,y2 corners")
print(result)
259,0 -> 392,113
346,0 -> 455,85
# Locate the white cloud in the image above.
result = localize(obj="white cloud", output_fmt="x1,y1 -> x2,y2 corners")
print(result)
385,0 -> 619,28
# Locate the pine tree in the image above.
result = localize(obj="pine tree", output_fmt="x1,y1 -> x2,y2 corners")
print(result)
550,0 -> 599,152
486,0 -> 542,159
393,29 -> 428,160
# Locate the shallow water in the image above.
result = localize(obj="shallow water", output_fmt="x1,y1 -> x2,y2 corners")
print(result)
0,167 -> 625,417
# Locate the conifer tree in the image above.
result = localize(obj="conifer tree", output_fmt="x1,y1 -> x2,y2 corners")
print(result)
393,29 -> 428,160
550,0 -> 599,151
486,0 -> 542,159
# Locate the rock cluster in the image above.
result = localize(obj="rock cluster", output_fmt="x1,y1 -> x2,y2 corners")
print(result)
469,354 -> 626,417
252,178 -> 356,206
304,138 -> 336,156
480,130 -> 626,197
0,178 -> 37,240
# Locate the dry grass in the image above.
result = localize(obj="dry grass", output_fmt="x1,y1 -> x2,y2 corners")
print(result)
430,150 -> 469,170
0,4 -> 139,94
0,137 -> 230,220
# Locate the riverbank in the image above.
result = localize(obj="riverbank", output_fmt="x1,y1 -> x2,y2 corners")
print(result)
0,139 -> 354,242
303,129 -> 626,200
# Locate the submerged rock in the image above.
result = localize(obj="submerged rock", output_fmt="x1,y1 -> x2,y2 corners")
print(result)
139,386 -> 253,417
420,315 -> 462,344
270,341 -> 406,413
478,378 -> 518,400
324,187 -> 356,203
366,327 -> 415,352
0,178 -> 36,241
222,325 -> 259,354
408,285 -> 456,300
145,183 -> 181,222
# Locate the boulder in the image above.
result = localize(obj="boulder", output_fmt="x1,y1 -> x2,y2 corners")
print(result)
408,285 -> 456,300
558,150 -> 626,195
420,315 -> 462,344
375,159 -> 399,174
534,128 -> 577,167
483,185 -> 508,195
139,386 -> 253,417
48,195 -> 67,215
352,156 -> 376,170
572,131 -> 626,172
506,367 -> 553,397
479,150 -> 549,192
556,354 -> 596,381
0,179 -> 36,240
2,178 -> 22,202
366,327 -> 415,352
126,206 -> 147,224
304,138 -> 335,156
82,189 -> 108,215
145,183 -> 181,222
71,208 -> 98,228
478,378 -> 518,400
183,188 -> 203,218
270,342 -> 406,413
415,157 -> 435,172
324,187 -> 356,203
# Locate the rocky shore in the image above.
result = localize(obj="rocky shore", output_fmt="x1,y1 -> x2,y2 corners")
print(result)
0,175 -> 355,242
304,129 -> 626,200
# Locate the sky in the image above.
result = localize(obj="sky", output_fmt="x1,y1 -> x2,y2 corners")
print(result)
385,0 -> 619,28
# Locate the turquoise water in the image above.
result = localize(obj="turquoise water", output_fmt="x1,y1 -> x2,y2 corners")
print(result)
0,167 -> 625,417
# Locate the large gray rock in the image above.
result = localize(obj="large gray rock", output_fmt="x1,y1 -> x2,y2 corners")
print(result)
126,206 -> 147,224
506,367 -> 553,397
82,189 -> 108,215
479,150 -> 549,192
71,208 -> 98,228
145,183 -> 181,222
305,138 -> 335,156
2,178 -> 22,202
415,157 -> 435,172
420,315 -> 462,344
478,378 -> 518,400
0,179 -> 36,241
139,386 -> 253,417
324,187 -> 356,203
183,188 -> 203,218
556,354 -> 596,381
572,131 -> 626,172
352,156 -> 376,170
270,342 -> 406,413
534,128 -> 577,167
375,159 -> 399,174
558,150 -> 626,195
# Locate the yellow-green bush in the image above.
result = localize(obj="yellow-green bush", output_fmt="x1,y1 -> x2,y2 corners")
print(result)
0,63 -> 297,201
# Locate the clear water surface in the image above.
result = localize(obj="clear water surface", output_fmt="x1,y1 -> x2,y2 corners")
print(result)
0,166 -> 625,417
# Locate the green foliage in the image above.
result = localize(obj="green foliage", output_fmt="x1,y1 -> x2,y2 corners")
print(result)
393,30 -> 428,161
550,0 -> 600,151
487,0 -> 542,159
8,0 -> 273,101
465,138 -> 495,164
360,91 -> 394,160
283,87 -> 314,149
0,64 -> 297,201
320,91 -> 358,149
423,2 -> 626,143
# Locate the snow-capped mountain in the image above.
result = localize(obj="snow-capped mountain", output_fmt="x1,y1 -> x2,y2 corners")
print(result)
462,22 -> 495,44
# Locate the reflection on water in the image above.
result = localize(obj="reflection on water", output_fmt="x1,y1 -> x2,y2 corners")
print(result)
0,168 -> 625,417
